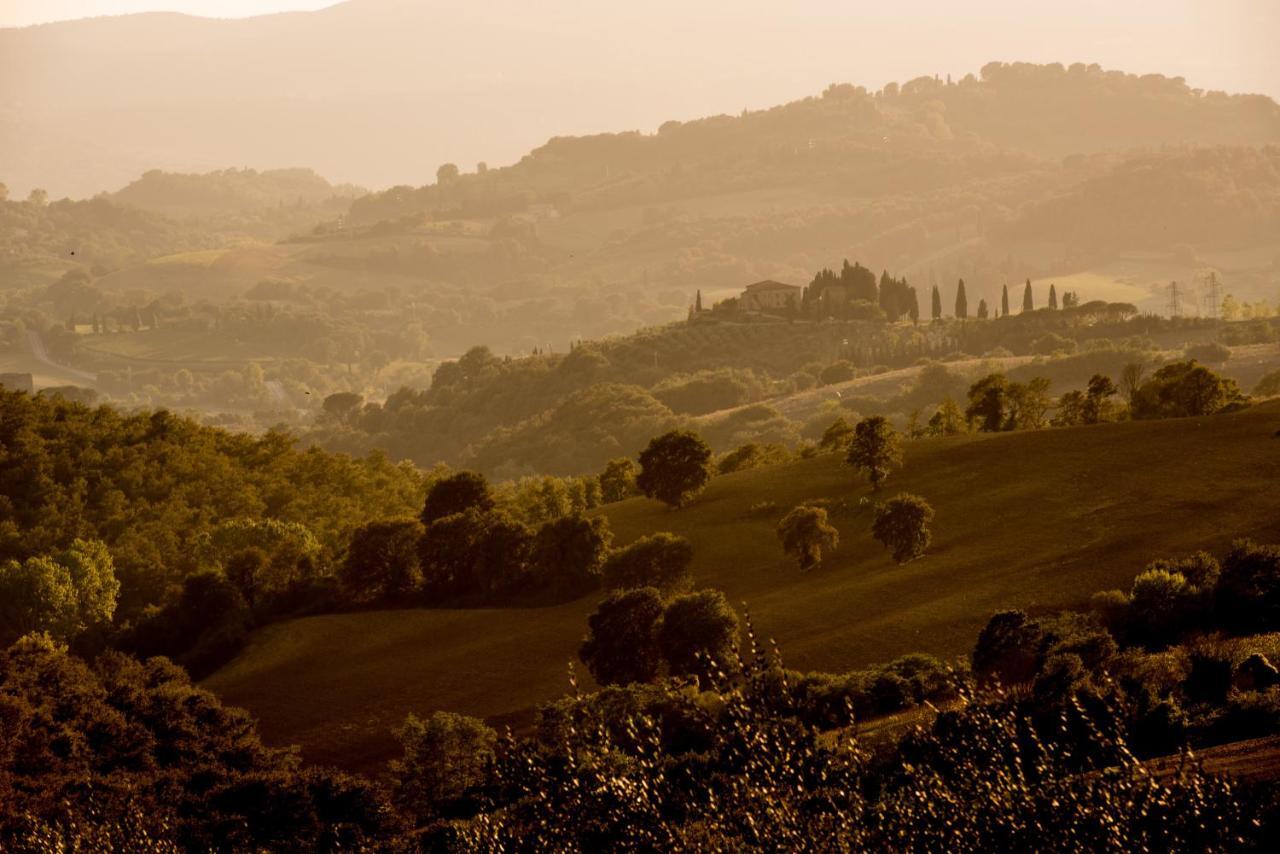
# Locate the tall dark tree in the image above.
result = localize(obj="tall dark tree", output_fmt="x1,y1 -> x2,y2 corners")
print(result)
695,289 -> 703,312
1022,279 -> 1034,313
1048,284 -> 1059,310
421,471 -> 495,525
976,298 -> 989,320
636,430 -> 713,508
908,287 -> 921,324
1001,284 -> 1010,317
841,259 -> 878,304
878,270 -> 899,320
955,279 -> 968,319
578,587 -> 666,685
930,286 -> 942,322
845,416 -> 903,491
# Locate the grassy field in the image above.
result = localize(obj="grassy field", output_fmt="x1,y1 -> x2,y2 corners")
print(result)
205,402 -> 1280,771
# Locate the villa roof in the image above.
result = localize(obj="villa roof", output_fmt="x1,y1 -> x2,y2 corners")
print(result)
744,279 -> 800,291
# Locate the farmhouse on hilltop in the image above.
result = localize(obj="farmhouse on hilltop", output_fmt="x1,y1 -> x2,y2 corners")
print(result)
740,280 -> 801,312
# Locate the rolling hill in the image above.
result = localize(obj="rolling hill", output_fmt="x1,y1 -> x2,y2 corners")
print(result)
205,401 -> 1280,771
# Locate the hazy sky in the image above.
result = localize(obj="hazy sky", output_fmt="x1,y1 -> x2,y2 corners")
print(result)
0,0 -> 336,26
1,1 -> 1275,100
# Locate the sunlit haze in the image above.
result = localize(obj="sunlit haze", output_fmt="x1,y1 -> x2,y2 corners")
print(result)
0,0 -> 337,26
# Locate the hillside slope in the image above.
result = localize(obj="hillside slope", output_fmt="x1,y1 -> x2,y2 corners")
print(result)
206,402 -> 1280,771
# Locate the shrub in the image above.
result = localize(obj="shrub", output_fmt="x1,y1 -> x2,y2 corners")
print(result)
1184,341 -> 1231,364
819,361 -> 856,386
717,442 -> 790,475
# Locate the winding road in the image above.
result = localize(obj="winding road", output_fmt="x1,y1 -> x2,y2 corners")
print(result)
27,330 -> 99,386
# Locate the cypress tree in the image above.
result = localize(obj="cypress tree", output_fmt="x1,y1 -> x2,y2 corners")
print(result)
908,287 -> 920,325
1001,284 -> 1010,317
1048,284 -> 1058,310
1022,279 -> 1034,313
695,289 -> 703,312
930,286 -> 942,321
955,279 -> 968,319
977,298 -> 989,319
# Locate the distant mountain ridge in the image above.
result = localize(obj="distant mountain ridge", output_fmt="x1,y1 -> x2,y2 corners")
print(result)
3,0 -> 1278,198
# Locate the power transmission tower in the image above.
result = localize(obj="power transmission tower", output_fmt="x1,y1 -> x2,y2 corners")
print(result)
1200,270 -> 1222,320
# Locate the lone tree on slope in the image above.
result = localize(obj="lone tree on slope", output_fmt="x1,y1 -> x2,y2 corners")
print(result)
1023,279 -> 1034,313
637,430 -> 713,508
872,493 -> 935,564
845,416 -> 903,491
777,505 -> 840,570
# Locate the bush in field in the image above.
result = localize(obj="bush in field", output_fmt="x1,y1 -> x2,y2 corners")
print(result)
776,505 -> 840,570
1185,341 -> 1231,364
871,493 -> 933,563
636,430 -> 713,508
717,442 -> 789,475
579,587 -> 666,685
601,533 -> 694,593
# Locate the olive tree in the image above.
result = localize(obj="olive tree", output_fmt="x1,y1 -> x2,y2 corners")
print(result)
776,505 -> 840,570
871,493 -> 934,563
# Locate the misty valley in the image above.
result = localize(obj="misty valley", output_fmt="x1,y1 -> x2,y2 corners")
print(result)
2,2 -> 1280,850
